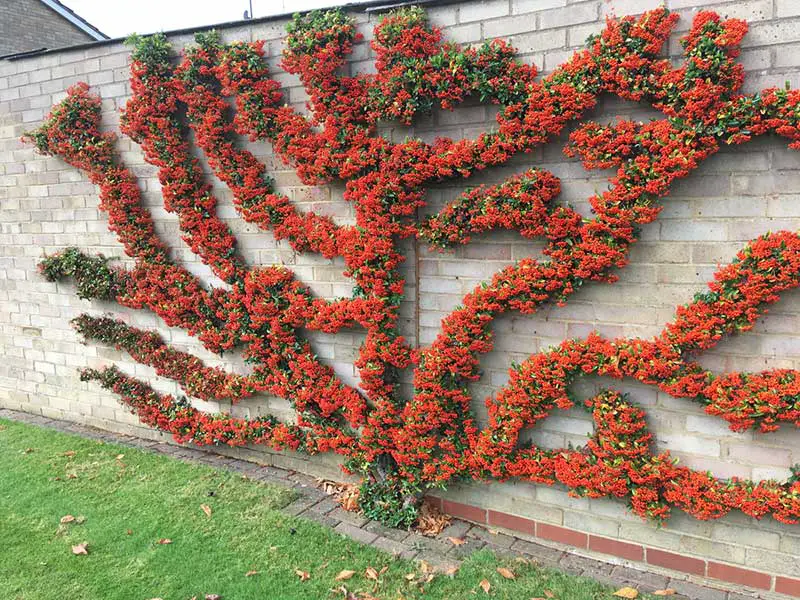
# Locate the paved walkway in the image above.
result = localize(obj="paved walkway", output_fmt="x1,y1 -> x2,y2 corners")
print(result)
0,408 -> 766,600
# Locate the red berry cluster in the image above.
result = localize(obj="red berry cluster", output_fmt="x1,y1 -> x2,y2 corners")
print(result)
27,7 -> 800,526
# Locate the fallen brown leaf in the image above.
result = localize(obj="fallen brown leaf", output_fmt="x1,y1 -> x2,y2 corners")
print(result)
334,569 -> 355,581
337,586 -> 358,600
66,473 -> 78,479
404,573 -> 416,581
613,587 -> 639,599
316,477 -> 344,495
497,567 -> 515,580
295,569 -> 310,581
337,484 -> 360,512
60,515 -> 75,524
126,529 -> 133,535
544,591 -> 555,599
479,579 -> 491,594
419,560 -> 433,574
415,500 -> 451,537
205,595 -> 222,600
157,538 -> 172,545
62,450 -> 75,457
653,590 -> 676,596
245,570 -> 258,577
116,454 -> 125,460
200,504 -> 212,518
71,542 -> 88,555
365,566 -> 379,581
379,565 -> 388,575
447,536 -> 466,546
316,478 -> 360,511
444,565 -> 459,576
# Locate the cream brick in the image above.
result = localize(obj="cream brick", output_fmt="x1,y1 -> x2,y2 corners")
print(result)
600,0 -> 663,17
679,535 -> 746,564
777,0 -> 800,18
459,0 -> 510,23
512,0 -> 567,14
510,28 -> 566,52
538,2 -> 598,30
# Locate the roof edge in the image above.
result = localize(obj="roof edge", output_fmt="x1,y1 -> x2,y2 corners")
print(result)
39,0 -> 110,41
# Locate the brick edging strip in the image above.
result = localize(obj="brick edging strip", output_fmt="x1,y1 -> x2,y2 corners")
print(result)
427,496 -> 799,597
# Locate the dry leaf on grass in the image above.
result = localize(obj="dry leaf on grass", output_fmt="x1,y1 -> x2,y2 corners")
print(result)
335,570 -> 356,581
61,450 -> 75,457
419,560 -> 433,574
415,500 -> 451,537
365,566 -> 379,581
479,579 -> 491,594
497,567 -> 515,580
337,586 -> 358,600
443,565 -> 459,576
205,595 -> 222,600
653,590 -> 676,596
447,536 -> 466,546
613,587 -> 639,599
245,570 -> 258,577
60,515 -> 75,524
200,504 -> 212,518
295,569 -> 310,581
157,538 -> 172,545
544,590 -> 555,598
404,573 -> 416,581
71,542 -> 88,555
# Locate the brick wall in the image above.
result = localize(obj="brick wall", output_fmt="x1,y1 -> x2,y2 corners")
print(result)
1,0 -> 799,595
0,0 -> 98,56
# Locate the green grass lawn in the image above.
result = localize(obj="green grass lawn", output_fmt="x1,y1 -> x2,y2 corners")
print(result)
0,417 -> 632,600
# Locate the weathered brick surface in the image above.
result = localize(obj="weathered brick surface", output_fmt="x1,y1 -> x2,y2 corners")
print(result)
1,0 -> 799,589
0,0 -> 99,56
